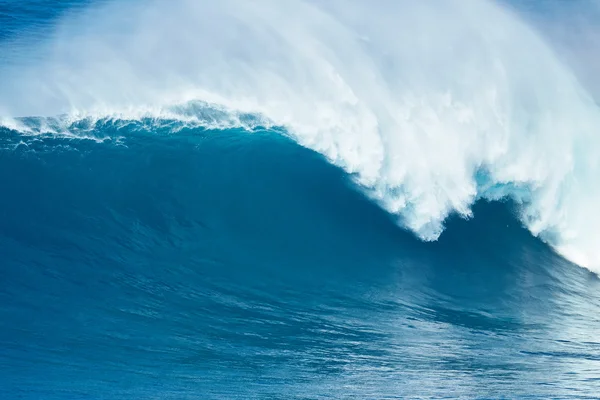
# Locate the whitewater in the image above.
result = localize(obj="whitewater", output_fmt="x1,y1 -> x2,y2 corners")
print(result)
1,0 -> 599,271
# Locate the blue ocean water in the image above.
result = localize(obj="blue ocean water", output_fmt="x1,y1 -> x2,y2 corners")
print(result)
1,1 -> 600,399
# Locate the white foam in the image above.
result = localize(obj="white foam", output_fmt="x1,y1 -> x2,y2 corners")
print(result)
1,0 -> 599,271
0,116 -> 31,133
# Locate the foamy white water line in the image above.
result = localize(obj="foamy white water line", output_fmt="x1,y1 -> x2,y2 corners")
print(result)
1,0 -> 599,271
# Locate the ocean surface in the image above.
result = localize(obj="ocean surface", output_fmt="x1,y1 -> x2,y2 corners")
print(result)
1,1 -> 600,399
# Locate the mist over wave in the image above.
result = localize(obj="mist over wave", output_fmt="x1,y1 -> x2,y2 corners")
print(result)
1,0 -> 599,270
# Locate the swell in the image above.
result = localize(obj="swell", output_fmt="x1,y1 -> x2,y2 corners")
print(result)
1,0 -> 600,270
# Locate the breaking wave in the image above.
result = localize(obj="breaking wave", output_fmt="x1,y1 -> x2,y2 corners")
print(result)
1,0 -> 599,270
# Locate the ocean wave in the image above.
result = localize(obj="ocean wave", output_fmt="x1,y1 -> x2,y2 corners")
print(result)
1,0 -> 599,271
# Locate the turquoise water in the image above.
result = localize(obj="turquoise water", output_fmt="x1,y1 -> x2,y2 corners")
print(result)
1,2 -> 600,399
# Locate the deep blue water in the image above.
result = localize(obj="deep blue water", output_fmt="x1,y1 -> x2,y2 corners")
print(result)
1,1 -> 600,399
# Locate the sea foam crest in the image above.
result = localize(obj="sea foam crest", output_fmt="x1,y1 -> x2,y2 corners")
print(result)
0,0 -> 599,271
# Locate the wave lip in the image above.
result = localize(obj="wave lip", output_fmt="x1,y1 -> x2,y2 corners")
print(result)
1,0 -> 600,271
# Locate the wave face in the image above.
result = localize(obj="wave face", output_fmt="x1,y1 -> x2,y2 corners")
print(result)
1,121 -> 600,399
1,1 -> 600,399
